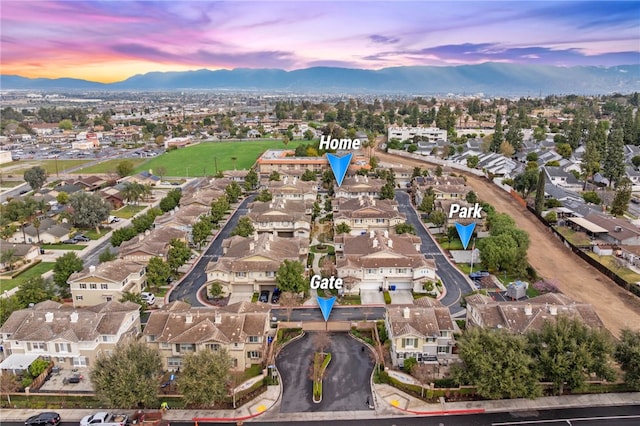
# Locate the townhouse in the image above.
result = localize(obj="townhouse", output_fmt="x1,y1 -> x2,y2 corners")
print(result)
206,233 -> 309,296
334,176 -> 385,199
0,300 -> 141,368
413,175 -> 469,206
68,259 -> 147,307
333,196 -> 406,235
385,297 -> 458,368
119,227 -> 189,264
256,149 -> 328,175
335,230 -> 437,294
247,199 -> 311,238
143,301 -> 271,371
267,176 -> 318,201
153,204 -> 210,242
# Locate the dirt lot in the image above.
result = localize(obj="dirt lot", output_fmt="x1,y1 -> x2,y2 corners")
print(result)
378,150 -> 640,337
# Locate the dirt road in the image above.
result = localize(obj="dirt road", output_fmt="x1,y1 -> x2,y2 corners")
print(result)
378,150 -> 640,336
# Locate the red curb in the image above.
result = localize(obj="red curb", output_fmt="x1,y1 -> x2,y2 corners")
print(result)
394,406 -> 485,416
192,409 -> 265,424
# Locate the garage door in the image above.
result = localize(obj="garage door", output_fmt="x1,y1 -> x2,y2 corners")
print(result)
359,281 -> 382,290
232,284 -> 254,293
389,282 -> 412,290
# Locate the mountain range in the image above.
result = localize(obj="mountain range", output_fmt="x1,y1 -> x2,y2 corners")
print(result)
1,63 -> 638,95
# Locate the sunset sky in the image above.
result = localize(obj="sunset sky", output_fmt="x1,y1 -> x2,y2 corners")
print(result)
1,0 -> 639,83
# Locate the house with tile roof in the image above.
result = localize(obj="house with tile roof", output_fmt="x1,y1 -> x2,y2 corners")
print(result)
68,260 -> 147,307
119,227 -> 189,265
334,176 -> 385,199
246,199 -> 311,238
8,218 -> 71,244
385,298 -> 458,368
0,300 -> 140,369
143,301 -> 271,371
333,196 -> 406,235
267,176 -> 318,201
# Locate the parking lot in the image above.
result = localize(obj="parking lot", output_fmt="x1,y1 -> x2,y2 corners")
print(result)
277,332 -> 374,413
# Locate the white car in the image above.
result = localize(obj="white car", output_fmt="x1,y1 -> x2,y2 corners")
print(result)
141,292 -> 156,305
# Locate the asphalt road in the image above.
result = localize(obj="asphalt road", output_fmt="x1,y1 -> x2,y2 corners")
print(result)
168,195 -> 255,306
277,332 -> 375,413
395,190 -> 474,315
272,306 -> 386,322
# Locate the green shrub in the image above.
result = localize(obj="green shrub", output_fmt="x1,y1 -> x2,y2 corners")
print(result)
383,291 -> 392,304
376,321 -> 388,343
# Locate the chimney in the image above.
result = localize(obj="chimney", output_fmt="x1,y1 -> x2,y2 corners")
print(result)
214,312 -> 222,324
387,239 -> 393,248
265,242 -> 271,251
284,176 -> 288,184
185,312 -> 193,324
403,307 -> 411,319
45,312 -> 54,323
373,238 -> 379,248
549,304 -> 558,315
89,265 -> 96,274
525,303 -> 532,315
70,312 -> 79,323
371,199 -> 375,206
249,242 -> 255,252
293,177 -> 297,184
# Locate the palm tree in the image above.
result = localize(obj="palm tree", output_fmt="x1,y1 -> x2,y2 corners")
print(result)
1,248 -> 17,271
33,217 -> 41,244
141,184 -> 152,203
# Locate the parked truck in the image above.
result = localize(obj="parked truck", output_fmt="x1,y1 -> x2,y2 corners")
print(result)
80,412 -> 129,426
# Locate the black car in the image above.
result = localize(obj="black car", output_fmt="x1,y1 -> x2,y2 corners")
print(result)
25,412 -> 61,426
258,290 -> 270,303
469,271 -> 490,280
271,289 -> 281,304
73,234 -> 90,242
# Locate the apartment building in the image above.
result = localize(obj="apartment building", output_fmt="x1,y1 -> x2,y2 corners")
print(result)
334,196 -> 406,235
388,126 -> 447,142
334,176 -> 385,199
256,149 -> 328,175
247,199 -> 311,238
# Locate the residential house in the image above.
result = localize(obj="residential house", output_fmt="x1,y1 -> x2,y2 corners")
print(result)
153,204 -> 210,242
206,233 -> 309,295
143,301 -> 271,371
335,230 -> 437,294
267,176 -> 318,201
180,187 -> 225,208
413,176 -> 469,207
390,166 -> 413,188
68,260 -> 146,307
9,218 -> 71,244
73,176 -> 106,192
99,188 -> 125,210
120,170 -> 161,186
334,197 -> 406,235
0,243 -> 40,271
119,227 -> 189,264
0,300 -> 140,368
543,166 -> 582,191
625,166 -> 640,192
247,199 -> 311,238
465,292 -> 605,333
223,169 -> 249,183
334,176 -> 385,199
256,149 -> 328,175
387,126 -> 447,142
385,298 -> 457,368
583,212 -> 640,245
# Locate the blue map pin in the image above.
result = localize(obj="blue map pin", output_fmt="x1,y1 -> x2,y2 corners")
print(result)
454,222 -> 476,250
317,296 -> 336,322
326,153 -> 352,187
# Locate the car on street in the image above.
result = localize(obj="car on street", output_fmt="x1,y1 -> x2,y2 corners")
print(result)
469,271 -> 490,280
259,290 -> 270,303
141,292 -> 156,305
25,412 -> 61,426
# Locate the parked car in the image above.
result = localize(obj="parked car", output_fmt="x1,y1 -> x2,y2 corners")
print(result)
469,271 -> 490,280
259,290 -> 270,303
80,412 -> 128,426
25,413 -> 61,426
62,238 -> 78,244
74,234 -> 90,242
141,292 -> 156,305
271,289 -> 281,304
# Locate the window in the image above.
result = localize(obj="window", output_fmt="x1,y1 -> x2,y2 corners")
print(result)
437,346 -> 450,354
366,268 -> 376,274
75,295 -> 83,300
247,351 -> 261,359
101,284 -> 108,290
206,343 -> 220,351
104,296 -> 113,302
73,356 -> 87,367
376,218 -> 385,223
168,357 -> 183,368
248,336 -> 260,343
396,268 -> 407,274
402,338 -> 418,349
178,344 -> 195,352
102,336 -> 115,343
265,271 -> 275,277
439,331 -> 449,337
55,343 -> 71,353
235,272 -> 247,277
160,343 -> 170,349
79,284 -> 87,289
29,342 -> 47,351
89,284 -> 97,289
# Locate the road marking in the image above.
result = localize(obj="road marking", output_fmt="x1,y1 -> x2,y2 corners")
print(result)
492,414 -> 640,425
300,313 -> 312,316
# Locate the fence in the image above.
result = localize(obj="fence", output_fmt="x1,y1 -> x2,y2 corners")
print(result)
386,149 -> 486,177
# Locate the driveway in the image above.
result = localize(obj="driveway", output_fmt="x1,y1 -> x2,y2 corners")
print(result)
389,289 -> 414,304
277,332 -> 374,412
360,289 -> 385,305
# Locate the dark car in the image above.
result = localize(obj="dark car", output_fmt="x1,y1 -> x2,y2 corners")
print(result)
258,290 -> 270,303
62,238 -> 78,244
73,234 -> 90,242
25,412 -> 61,426
469,271 -> 490,280
271,289 -> 281,304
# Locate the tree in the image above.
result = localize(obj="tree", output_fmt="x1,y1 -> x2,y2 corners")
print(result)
146,256 -> 171,292
466,155 -> 479,168
335,223 -> 351,234
56,192 -> 69,205
633,156 -> 640,169
122,182 -> 144,205
603,126 -> 625,186
614,329 -> 640,390
0,295 -> 22,325
178,349 -> 233,408
209,281 -> 223,299
394,223 -> 415,235
611,177 -> 632,216
582,191 -> 602,204
0,248 -> 18,271
543,211 -> 557,223
454,327 -> 541,399
533,126 -> 546,142
499,141 -> 515,157
23,166 -> 47,191
514,169 -> 539,199
225,181 -> 242,203
301,170 -> 317,181
320,256 -> 336,278
159,188 -> 181,212
490,110 -> 504,153
91,341 -> 162,408
209,195 -> 230,224
435,165 -> 443,177
192,219 -> 212,248
115,160 -> 134,178
465,190 -> 479,204
430,210 -> 446,233
534,169 -> 546,214
403,357 -> 418,373
380,182 -> 395,200
276,259 -> 307,294
0,369 -> 20,403
231,217 -> 255,237
99,248 -> 117,263
527,317 -> 616,395
505,122 -> 523,151
155,166 -> 167,182
581,139 -> 601,190
168,239 -> 191,272
244,169 -> 259,191
555,143 -> 572,159
15,277 -> 57,306
255,189 -> 272,202
58,118 -> 73,130
53,252 -> 83,298
269,171 -> 281,181
304,129 -> 315,140
119,291 -> 147,311
312,331 -> 332,354
69,191 -> 111,232
418,194 -> 434,213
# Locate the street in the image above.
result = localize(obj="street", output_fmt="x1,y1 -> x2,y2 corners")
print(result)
395,190 -> 474,315
272,306 -> 385,322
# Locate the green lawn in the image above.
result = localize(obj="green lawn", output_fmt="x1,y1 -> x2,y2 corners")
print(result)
134,140 -> 305,177
0,180 -> 24,188
112,204 -> 146,218
74,158 -> 148,174
0,262 -> 55,292
82,227 -> 111,240
42,243 -> 85,250
0,159 -> 93,175
586,252 -> 640,283
554,226 -> 592,246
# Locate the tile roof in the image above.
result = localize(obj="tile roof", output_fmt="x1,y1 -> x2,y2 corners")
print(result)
247,199 -> 309,223
68,259 -> 145,284
334,197 -> 405,220
386,304 -> 456,338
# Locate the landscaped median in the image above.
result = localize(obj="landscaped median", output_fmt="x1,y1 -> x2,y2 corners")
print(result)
312,351 -> 332,403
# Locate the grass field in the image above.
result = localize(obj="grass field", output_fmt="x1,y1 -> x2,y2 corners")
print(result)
0,159 -> 93,175
74,158 -> 148,174
42,243 -> 85,250
134,140 -> 305,177
112,204 -> 146,218
0,180 -> 24,188
0,262 -> 55,292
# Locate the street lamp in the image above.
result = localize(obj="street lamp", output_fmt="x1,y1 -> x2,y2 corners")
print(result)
186,167 -> 190,179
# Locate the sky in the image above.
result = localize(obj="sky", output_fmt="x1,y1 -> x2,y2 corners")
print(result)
1,0 -> 639,83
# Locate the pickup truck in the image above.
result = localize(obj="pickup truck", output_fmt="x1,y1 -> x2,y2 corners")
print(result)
80,412 -> 129,426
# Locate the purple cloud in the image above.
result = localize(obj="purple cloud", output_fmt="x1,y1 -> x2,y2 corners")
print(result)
369,35 -> 399,44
